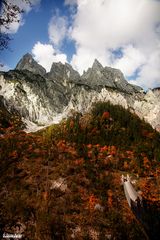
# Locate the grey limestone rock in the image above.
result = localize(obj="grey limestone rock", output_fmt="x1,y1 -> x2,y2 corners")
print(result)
16,53 -> 46,76
47,61 -> 81,84
0,54 -> 159,131
82,59 -> 142,94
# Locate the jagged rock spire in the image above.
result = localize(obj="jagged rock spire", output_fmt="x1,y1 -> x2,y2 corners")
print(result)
47,61 -> 80,83
92,59 -> 103,70
16,53 -> 46,76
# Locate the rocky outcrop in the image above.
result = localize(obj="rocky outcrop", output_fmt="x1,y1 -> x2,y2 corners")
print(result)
0,54 -> 160,132
47,62 -> 81,83
81,59 -> 143,94
134,89 -> 160,131
0,69 -> 73,125
16,53 -> 46,76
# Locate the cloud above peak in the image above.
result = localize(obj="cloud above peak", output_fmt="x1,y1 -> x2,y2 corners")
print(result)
77,0 -> 159,45
69,0 -> 160,88
32,42 -> 67,72
48,10 -> 68,47
112,45 -> 146,77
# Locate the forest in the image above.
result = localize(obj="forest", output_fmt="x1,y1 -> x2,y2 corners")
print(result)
0,101 -> 160,239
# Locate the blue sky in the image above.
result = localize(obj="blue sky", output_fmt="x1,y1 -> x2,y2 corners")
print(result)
1,0 -> 160,89
1,0 -> 73,67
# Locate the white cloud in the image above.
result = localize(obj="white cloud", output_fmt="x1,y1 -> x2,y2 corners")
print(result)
48,11 -> 68,47
69,0 -> 160,88
1,0 -> 41,34
72,0 -> 160,49
71,47 -> 112,74
131,50 -> 160,89
32,42 -> 67,72
112,45 -> 146,76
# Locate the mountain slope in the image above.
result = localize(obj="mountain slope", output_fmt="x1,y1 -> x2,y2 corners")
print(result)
0,101 -> 159,239
0,95 -> 24,134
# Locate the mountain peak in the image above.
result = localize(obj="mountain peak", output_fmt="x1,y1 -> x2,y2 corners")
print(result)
47,61 -> 80,83
16,53 -> 34,65
92,59 -> 103,70
23,53 -> 33,59
16,53 -> 46,76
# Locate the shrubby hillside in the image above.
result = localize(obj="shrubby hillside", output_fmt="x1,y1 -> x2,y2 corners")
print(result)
0,101 -> 159,239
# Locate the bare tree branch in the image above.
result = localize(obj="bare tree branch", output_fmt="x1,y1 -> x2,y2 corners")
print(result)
0,0 -> 30,51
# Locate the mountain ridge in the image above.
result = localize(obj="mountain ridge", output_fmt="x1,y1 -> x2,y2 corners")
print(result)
0,53 -> 160,132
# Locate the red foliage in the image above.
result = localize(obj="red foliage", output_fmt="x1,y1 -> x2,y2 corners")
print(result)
87,144 -> 92,149
91,127 -> 97,134
74,158 -> 84,165
88,194 -> 99,211
88,150 -> 92,158
102,111 -> 110,120
100,146 -> 108,153
9,150 -> 18,159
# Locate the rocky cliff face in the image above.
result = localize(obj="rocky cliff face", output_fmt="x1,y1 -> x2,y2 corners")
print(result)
134,89 -> 160,131
81,59 -> 142,94
0,53 -> 159,132
16,53 -> 46,76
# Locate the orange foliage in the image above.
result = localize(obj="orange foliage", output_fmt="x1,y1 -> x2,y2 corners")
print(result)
70,120 -> 74,128
95,144 -> 100,148
79,188 -> 88,202
143,156 -> 150,169
87,144 -> 92,149
33,148 -> 41,154
123,161 -> 129,170
42,191 -> 49,201
74,158 -> 84,165
9,150 -> 18,159
57,140 -> 66,151
88,194 -> 99,211
67,146 -> 77,156
140,178 -> 159,204
107,145 -> 116,156
107,189 -> 113,208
